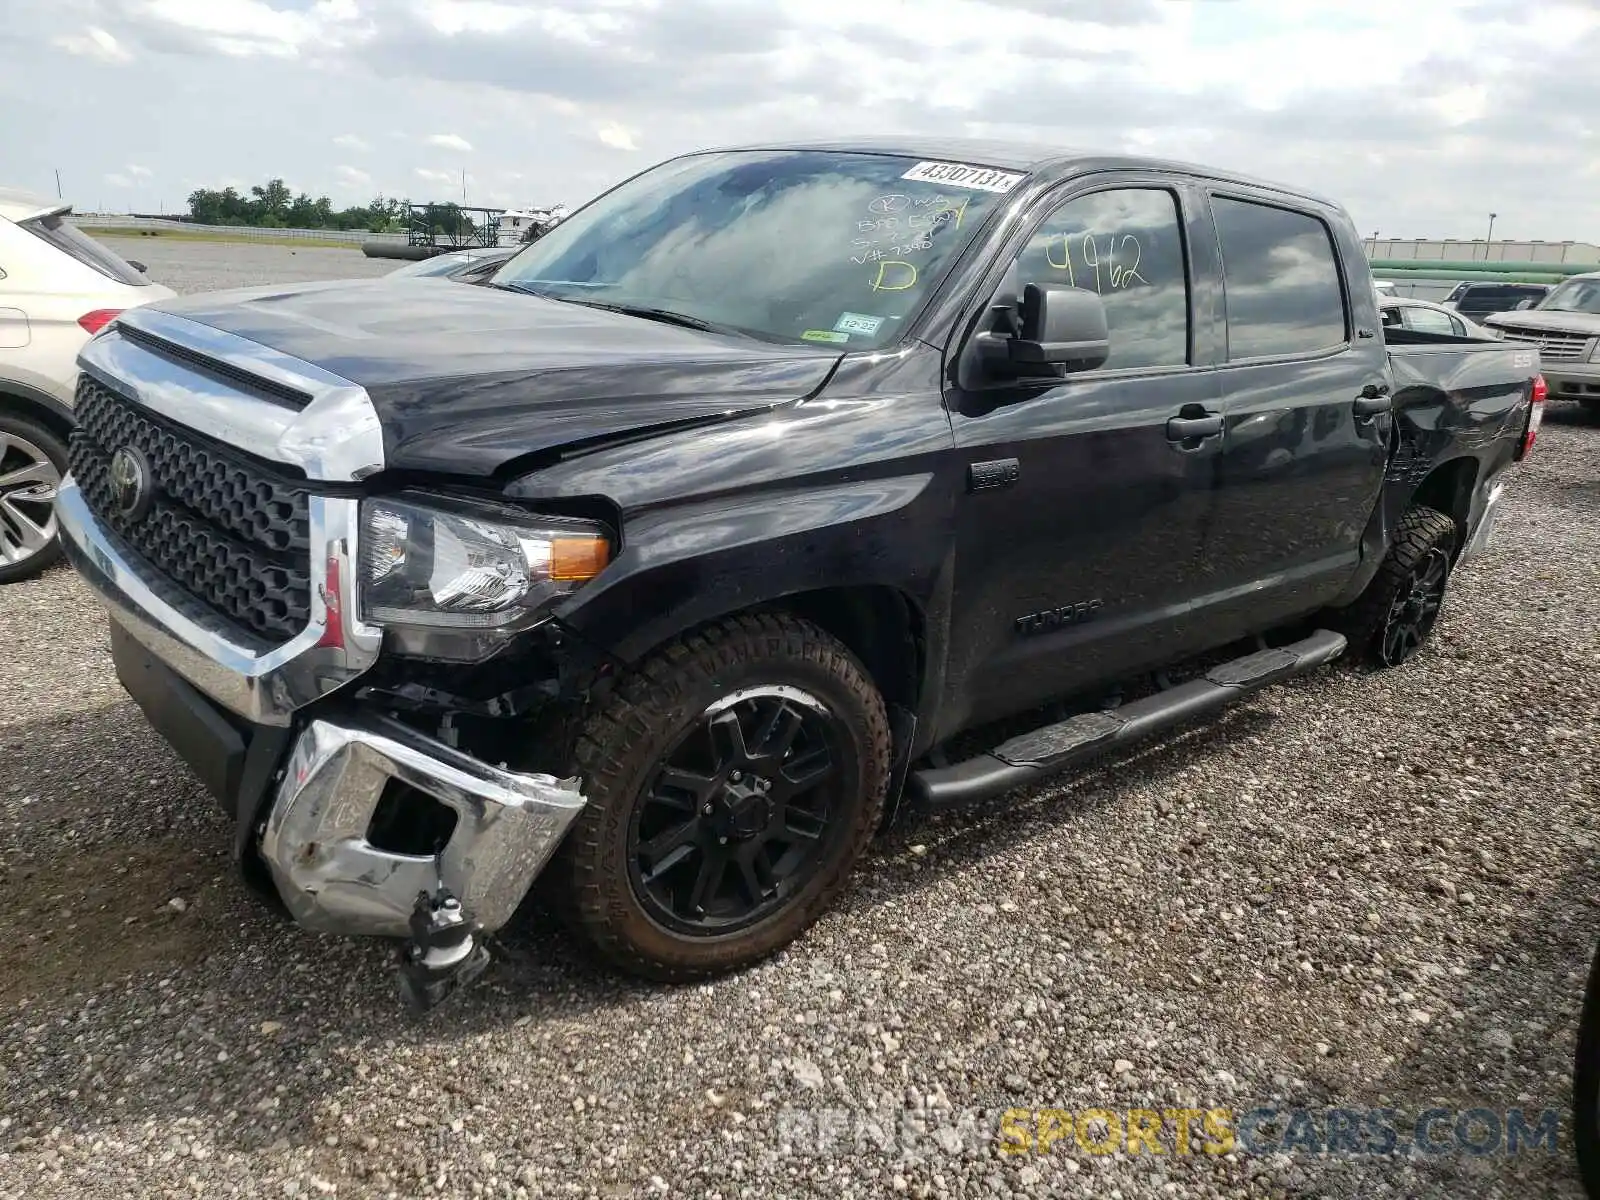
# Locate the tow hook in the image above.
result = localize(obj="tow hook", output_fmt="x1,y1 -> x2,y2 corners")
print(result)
397,886 -> 491,1013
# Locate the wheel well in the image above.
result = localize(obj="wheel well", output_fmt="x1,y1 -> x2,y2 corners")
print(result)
0,388 -> 73,443
1410,457 -> 1478,558
774,586 -> 923,715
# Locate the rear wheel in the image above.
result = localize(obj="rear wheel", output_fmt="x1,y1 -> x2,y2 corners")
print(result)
1335,505 -> 1457,668
553,612 -> 891,980
0,415 -> 67,584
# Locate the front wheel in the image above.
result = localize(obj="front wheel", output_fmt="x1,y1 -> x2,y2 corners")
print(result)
552,612 -> 892,980
1335,504 -> 1457,668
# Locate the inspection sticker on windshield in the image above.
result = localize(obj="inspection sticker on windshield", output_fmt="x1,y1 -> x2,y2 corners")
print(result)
802,330 -> 849,344
900,161 -> 1025,193
833,312 -> 884,337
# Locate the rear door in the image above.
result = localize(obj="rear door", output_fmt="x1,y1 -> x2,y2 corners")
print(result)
1197,192 -> 1390,639
939,176 -> 1225,735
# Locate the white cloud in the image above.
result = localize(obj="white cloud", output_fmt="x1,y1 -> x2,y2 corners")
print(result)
53,26 -> 131,62
125,0 -> 368,58
11,0 -> 1600,243
595,121 -> 637,152
104,173 -> 134,188
336,165 -> 372,187
127,164 -> 153,178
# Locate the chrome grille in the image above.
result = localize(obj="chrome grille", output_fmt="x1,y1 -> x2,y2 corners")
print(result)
1493,324 -> 1594,362
68,375 -> 312,640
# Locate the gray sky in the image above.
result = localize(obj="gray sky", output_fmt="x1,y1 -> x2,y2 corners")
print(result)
4,0 -> 1598,243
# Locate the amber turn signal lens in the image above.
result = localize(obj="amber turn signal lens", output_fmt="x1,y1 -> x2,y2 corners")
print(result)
550,536 -> 611,581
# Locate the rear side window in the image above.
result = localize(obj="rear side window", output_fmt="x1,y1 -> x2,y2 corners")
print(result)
1014,187 -> 1189,371
1402,305 -> 1458,336
1213,197 -> 1347,360
19,214 -> 149,286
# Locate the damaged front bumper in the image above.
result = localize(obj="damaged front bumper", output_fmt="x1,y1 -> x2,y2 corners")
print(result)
56,472 -> 587,1009
262,714 -> 583,939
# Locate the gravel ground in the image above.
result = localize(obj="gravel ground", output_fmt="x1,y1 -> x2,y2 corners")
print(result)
2,243 -> 1598,1198
103,235 -> 396,294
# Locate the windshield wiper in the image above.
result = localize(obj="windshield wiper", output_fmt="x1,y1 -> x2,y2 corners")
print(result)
565,299 -> 747,338
495,279 -> 558,299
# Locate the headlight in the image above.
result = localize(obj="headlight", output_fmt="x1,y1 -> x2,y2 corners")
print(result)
360,493 -> 611,632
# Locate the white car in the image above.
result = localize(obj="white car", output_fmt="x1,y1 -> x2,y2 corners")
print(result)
1379,296 -> 1501,340
0,186 -> 174,581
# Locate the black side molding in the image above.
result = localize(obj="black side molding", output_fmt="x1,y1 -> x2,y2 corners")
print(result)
905,629 -> 1347,812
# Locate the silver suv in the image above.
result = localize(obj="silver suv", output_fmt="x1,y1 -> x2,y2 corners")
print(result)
1485,272 -> 1600,411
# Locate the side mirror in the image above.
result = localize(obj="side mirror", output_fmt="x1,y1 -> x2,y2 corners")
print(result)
127,259 -> 147,273
975,283 -> 1110,379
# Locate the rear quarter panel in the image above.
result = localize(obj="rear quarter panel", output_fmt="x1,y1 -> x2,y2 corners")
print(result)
1381,339 -> 1536,529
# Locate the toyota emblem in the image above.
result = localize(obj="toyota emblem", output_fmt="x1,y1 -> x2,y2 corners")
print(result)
109,446 -> 155,520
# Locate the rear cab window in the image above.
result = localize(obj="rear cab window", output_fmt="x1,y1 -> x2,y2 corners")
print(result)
19,213 -> 149,286
1211,196 -> 1347,360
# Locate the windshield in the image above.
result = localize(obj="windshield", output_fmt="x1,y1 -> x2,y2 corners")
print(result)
1538,278 -> 1600,315
491,149 -> 1023,348
20,213 -> 149,286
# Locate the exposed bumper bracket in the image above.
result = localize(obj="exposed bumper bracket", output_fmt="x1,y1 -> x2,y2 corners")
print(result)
260,714 -> 586,940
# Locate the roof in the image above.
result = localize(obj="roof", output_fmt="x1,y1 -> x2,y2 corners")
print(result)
0,185 -> 69,223
697,136 -> 1341,208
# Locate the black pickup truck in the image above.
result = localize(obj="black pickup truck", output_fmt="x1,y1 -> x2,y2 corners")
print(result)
53,139 -> 1545,1008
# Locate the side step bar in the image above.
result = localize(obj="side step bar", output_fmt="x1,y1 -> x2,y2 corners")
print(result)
905,629 -> 1347,812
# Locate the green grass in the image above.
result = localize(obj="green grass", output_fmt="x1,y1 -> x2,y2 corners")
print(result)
82,227 -> 367,250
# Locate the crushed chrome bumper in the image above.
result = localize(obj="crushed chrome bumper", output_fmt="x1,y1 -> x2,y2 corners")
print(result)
54,312 -> 588,1009
260,714 -> 585,939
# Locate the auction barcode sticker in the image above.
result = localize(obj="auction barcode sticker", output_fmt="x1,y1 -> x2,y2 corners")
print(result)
900,161 -> 1026,193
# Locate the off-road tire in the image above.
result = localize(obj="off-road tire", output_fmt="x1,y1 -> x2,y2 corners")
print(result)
551,612 -> 892,981
0,414 -> 67,585
1335,504 -> 1457,668
1573,939 -> 1600,1197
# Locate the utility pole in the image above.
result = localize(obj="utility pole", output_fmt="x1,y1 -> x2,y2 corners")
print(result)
54,169 -> 63,198
1486,213 -> 1497,259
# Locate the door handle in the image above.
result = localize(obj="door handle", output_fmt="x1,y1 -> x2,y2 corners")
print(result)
1353,387 -> 1392,418
1166,414 -> 1224,441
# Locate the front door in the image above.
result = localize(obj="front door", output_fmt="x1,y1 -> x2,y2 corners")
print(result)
940,180 -> 1224,736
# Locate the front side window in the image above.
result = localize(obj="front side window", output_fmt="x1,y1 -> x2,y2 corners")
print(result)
1213,196 -> 1347,360
1013,187 -> 1190,370
492,150 -> 1021,349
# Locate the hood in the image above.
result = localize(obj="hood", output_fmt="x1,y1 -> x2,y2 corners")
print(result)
1484,309 -> 1600,335
152,279 -> 842,476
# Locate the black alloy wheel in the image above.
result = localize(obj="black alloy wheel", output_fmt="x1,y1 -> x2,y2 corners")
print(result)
1335,504 -> 1457,670
628,686 -> 843,935
549,612 -> 892,981
1377,546 -> 1449,665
